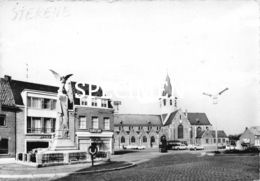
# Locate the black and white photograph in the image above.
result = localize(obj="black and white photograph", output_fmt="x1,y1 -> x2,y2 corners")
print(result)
0,0 -> 259,180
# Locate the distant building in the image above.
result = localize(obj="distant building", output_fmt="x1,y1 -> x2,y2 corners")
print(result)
114,74 -> 215,148
196,130 -> 228,145
239,126 -> 260,147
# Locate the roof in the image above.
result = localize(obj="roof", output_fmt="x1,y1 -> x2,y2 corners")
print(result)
196,130 -> 228,138
0,78 -> 16,107
187,113 -> 211,125
209,130 -> 228,138
69,81 -> 113,108
164,110 -> 178,126
8,79 -> 58,105
249,126 -> 260,135
114,114 -> 162,126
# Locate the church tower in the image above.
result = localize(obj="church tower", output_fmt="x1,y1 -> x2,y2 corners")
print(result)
160,74 -> 177,125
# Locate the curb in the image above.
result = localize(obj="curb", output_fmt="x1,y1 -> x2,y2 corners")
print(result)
0,162 -> 136,178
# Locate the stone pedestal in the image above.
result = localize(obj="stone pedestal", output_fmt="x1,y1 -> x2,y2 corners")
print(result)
48,138 -> 77,151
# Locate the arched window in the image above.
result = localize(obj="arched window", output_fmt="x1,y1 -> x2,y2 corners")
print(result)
143,136 -> 147,143
197,127 -> 202,136
131,136 -> 135,143
190,127 -> 193,138
151,136 -> 155,143
121,136 -> 125,143
178,124 -> 184,139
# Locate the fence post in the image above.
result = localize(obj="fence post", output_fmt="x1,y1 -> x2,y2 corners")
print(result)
106,151 -> 111,162
27,153 -> 31,163
64,153 -> 69,164
36,153 -> 42,164
22,153 -> 27,162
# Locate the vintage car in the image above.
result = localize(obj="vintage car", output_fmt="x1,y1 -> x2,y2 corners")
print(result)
189,144 -> 204,150
172,143 -> 188,150
123,145 -> 146,150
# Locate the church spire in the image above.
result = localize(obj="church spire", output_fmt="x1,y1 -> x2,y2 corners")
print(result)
162,73 -> 172,97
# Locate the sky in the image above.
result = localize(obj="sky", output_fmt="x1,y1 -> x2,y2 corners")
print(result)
0,0 -> 259,135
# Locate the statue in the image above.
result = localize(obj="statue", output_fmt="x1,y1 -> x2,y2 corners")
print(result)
50,69 -> 73,139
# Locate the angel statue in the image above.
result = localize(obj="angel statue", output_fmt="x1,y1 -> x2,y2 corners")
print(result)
50,69 -> 73,139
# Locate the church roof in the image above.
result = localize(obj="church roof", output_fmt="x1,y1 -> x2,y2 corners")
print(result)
187,113 -> 211,125
163,110 -> 179,126
114,114 -> 162,126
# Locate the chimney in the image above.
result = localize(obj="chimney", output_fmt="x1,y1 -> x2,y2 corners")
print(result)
4,75 -> 11,82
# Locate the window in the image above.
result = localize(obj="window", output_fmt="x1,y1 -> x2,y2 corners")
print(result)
143,136 -> 147,143
27,117 -> 55,133
119,126 -> 121,131
190,128 -> 193,138
222,138 -> 225,143
206,139 -> 209,144
92,98 -> 97,106
0,115 -> 6,126
163,99 -> 166,106
101,100 -> 107,107
206,127 -> 209,130
151,136 -> 155,143
157,127 -> 161,131
104,118 -> 110,130
129,126 -> 131,130
121,136 -> 125,143
79,117 -> 86,129
175,99 -> 177,107
213,139 -> 216,143
218,139 -> 221,143
27,97 -> 56,110
178,124 -> 184,139
92,117 -> 98,129
0,138 -> 8,154
197,127 -> 202,136
180,115 -> 181,119
131,136 -> 135,143
170,100 -> 172,105
81,96 -> 88,106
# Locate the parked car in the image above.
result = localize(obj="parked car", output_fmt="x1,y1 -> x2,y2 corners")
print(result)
123,145 -> 145,150
189,144 -> 204,150
217,144 -> 226,149
172,144 -> 188,150
136,145 -> 146,150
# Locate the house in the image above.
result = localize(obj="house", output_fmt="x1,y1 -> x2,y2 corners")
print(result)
68,81 -> 115,154
196,130 -> 228,145
0,76 -> 18,157
239,126 -> 260,147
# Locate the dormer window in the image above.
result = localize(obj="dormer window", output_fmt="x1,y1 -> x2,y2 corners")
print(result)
81,96 -> 88,106
101,100 -> 107,107
92,98 -> 97,106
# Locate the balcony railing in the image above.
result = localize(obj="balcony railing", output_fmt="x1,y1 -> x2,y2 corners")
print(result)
27,128 -> 55,134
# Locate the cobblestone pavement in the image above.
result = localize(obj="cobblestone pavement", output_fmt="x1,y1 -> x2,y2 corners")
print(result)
2,149 -> 259,181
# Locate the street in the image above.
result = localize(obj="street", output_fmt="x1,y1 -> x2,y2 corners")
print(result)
3,148 -> 259,181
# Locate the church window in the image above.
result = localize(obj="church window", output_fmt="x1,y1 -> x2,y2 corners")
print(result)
143,136 -> 147,143
197,127 -> 202,136
151,136 -> 155,143
131,136 -> 135,143
121,136 -> 125,143
178,124 -> 184,139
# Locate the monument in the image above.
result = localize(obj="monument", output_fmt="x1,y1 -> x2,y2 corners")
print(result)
48,69 -> 77,151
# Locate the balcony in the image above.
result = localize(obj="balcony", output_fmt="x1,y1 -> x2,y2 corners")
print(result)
27,128 -> 55,134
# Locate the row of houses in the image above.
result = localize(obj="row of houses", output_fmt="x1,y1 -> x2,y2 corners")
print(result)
0,74 -> 230,158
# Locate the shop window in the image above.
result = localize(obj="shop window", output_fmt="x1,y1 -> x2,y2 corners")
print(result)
0,115 -> 6,126
143,136 -> 147,143
79,117 -> 86,129
178,124 -> 184,139
131,136 -> 135,143
104,118 -> 110,130
0,138 -> 8,154
92,117 -> 98,129
151,136 -> 155,143
121,136 -> 125,143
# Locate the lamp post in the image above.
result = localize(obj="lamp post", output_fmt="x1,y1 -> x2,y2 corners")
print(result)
203,88 -> 228,151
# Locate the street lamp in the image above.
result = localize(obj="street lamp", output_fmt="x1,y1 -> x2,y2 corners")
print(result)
203,88 -> 228,151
